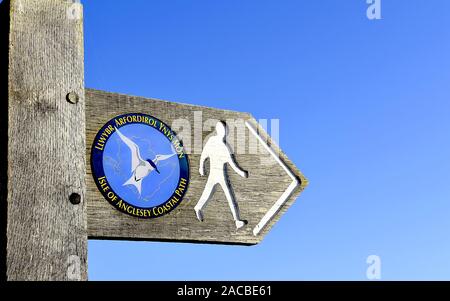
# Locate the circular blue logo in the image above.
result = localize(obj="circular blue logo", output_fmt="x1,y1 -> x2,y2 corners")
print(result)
91,113 -> 189,218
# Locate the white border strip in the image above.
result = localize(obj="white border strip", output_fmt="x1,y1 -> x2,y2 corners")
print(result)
245,121 -> 300,236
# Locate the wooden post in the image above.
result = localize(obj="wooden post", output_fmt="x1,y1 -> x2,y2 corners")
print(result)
1,0 -> 87,281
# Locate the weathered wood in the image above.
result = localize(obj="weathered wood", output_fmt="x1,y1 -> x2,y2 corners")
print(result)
3,0 -> 87,280
0,0 -> 9,282
86,89 -> 308,245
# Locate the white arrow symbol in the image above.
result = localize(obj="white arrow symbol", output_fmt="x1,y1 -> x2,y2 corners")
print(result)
245,121 -> 300,236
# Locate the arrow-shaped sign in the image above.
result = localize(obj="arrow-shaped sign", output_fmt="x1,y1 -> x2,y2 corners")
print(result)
87,89 -> 308,245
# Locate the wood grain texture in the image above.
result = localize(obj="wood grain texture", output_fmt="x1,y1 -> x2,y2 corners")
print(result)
5,0 -> 87,280
0,0 -> 10,282
86,89 -> 308,245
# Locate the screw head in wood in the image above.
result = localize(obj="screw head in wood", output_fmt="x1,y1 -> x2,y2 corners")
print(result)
66,92 -> 79,104
69,193 -> 82,205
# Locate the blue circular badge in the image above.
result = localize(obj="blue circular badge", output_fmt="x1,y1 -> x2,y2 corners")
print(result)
91,113 -> 189,218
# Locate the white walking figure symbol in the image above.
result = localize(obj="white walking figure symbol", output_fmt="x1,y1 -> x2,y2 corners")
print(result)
194,121 -> 249,229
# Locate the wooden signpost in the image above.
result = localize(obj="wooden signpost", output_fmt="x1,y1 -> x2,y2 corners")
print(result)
1,0 -> 308,281
86,90 -> 308,245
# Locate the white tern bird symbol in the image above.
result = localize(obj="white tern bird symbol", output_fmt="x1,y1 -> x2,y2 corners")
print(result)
115,127 -> 176,195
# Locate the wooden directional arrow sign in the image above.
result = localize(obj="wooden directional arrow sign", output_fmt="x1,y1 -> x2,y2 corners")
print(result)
86,90 -> 308,245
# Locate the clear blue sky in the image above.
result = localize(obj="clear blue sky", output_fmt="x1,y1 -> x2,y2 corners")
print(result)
84,0 -> 450,280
